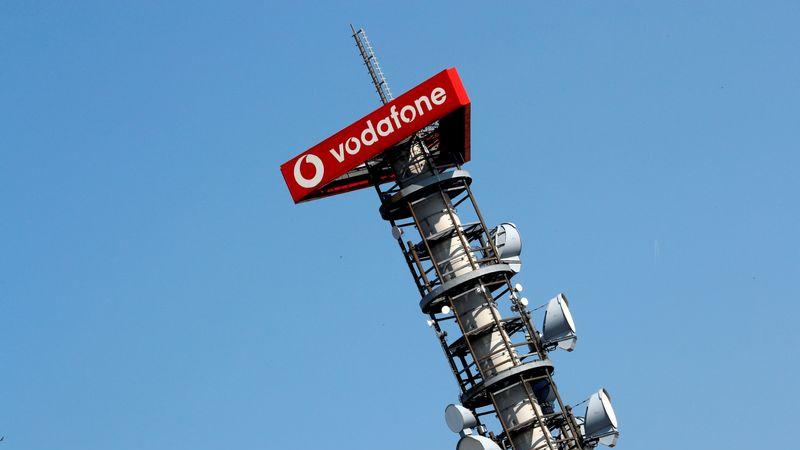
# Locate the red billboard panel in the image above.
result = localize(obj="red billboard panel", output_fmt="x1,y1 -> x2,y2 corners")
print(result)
280,68 -> 470,203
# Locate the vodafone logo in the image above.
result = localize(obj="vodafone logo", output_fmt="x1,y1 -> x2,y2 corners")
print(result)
293,154 -> 325,188
281,68 -> 469,203
324,86 -> 448,166
292,87 -> 446,191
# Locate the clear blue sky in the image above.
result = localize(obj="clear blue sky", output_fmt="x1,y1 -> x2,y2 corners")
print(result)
2,2 -> 798,449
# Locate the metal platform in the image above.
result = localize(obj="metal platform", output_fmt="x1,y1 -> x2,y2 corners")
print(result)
447,317 -> 526,357
413,222 -> 484,258
379,169 -> 472,221
419,263 -> 517,314
460,360 -> 555,409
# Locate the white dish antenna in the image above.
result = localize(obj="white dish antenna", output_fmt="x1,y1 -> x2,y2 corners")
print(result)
541,293 -> 578,351
491,222 -> 522,272
445,404 -> 477,433
584,388 -> 620,447
456,435 -> 503,450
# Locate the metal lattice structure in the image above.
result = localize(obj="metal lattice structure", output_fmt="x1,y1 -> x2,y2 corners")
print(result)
348,26 -> 601,450
351,25 -> 394,104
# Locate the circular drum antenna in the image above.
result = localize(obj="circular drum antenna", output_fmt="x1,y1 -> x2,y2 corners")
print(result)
445,404 -> 477,433
456,435 -> 502,450
541,293 -> 578,351
490,223 -> 522,272
584,388 -> 620,447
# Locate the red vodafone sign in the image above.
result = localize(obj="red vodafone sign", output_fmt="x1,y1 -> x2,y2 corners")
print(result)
280,68 -> 470,203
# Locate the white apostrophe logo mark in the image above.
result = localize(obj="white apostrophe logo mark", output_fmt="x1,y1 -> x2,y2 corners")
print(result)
293,154 -> 324,189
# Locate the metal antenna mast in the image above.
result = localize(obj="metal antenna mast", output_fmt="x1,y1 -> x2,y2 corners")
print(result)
292,24 -> 624,450
351,25 -> 394,105
349,25 -> 581,450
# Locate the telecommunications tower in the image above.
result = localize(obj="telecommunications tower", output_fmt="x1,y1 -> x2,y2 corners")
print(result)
279,26 -> 621,450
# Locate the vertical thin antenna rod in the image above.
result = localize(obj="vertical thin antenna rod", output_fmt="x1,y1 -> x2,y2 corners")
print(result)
350,24 -> 394,105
